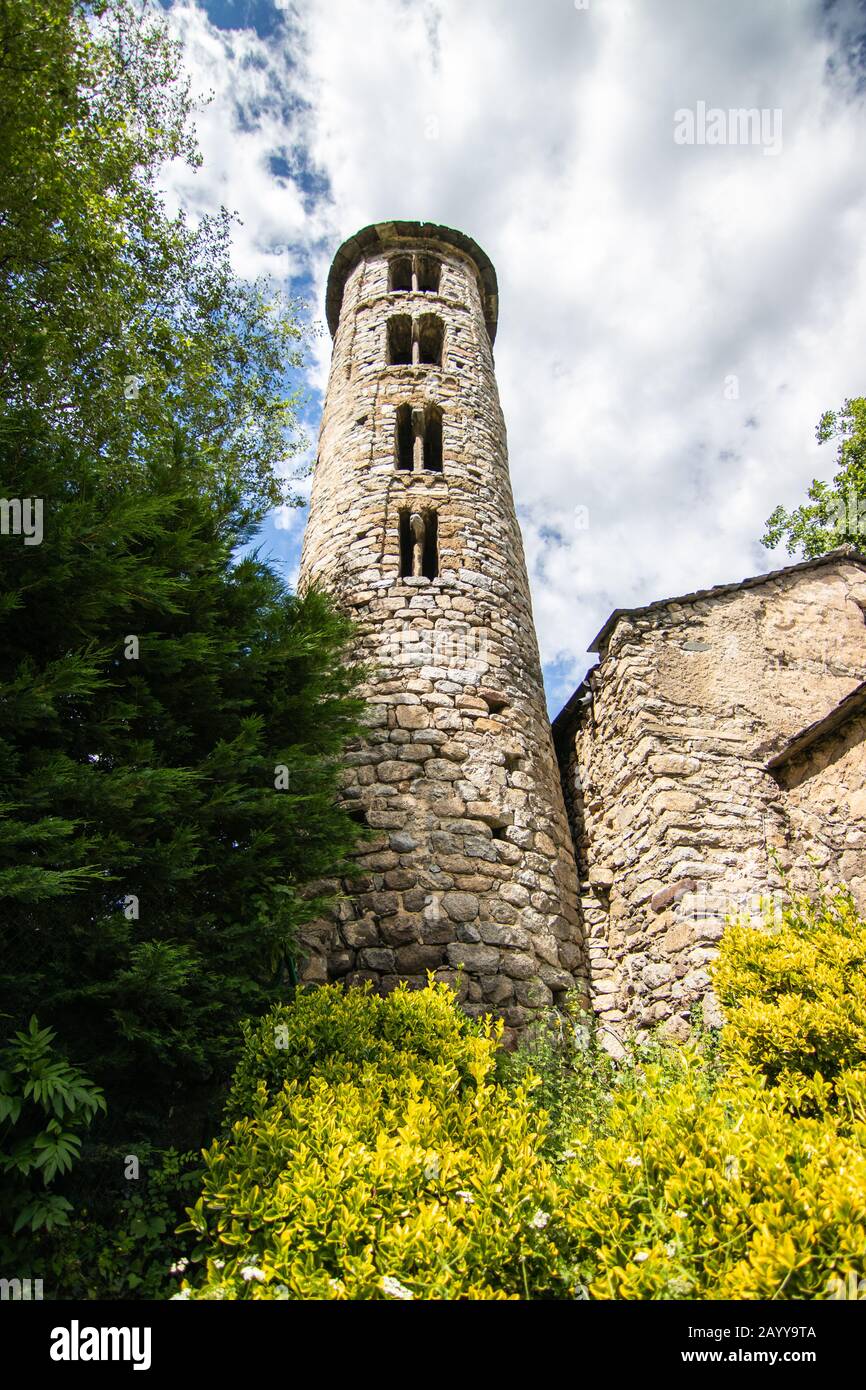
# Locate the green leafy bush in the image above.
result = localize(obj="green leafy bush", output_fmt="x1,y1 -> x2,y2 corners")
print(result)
713,885 -> 866,1116
46,1147 -> 202,1300
180,984 -> 564,1300
175,891 -> 866,1302
559,1054 -> 866,1299
557,888 -> 866,1299
498,998 -> 619,1157
226,979 -> 493,1120
0,1017 -> 104,1244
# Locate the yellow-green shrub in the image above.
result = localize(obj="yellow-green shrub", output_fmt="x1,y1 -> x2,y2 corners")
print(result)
225,981 -> 491,1121
559,1056 -> 866,1299
712,886 -> 866,1117
175,892 -> 866,1301
178,983 -> 566,1300
556,889 -> 866,1299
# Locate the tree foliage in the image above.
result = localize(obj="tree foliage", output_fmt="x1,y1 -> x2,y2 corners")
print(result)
0,0 -> 306,514
763,397 -> 866,557
0,1016 -> 105,1240
175,895 -> 866,1301
0,0 -> 365,1168
178,985 -> 562,1302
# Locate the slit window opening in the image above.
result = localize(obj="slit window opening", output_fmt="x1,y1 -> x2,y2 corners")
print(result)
387,315 -> 413,365
424,406 -> 443,472
399,509 -> 439,579
395,405 -> 414,470
399,509 -> 412,577
416,256 -> 441,293
417,314 -> 444,366
389,256 -> 413,292
423,510 -> 439,578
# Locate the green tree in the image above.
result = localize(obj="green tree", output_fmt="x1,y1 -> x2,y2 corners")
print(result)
0,1016 -> 105,1243
0,0 -> 304,516
0,0 -> 365,1157
0,431 -> 365,1139
763,397 -> 866,557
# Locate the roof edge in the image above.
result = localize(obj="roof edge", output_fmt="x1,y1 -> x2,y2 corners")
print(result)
325,221 -> 499,342
551,675 -> 594,741
589,547 -> 866,655
766,679 -> 866,771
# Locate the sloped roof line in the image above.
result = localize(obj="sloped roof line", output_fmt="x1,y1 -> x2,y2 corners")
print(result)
588,546 -> 866,655
766,679 -> 866,771
551,678 -> 593,742
551,546 -> 866,737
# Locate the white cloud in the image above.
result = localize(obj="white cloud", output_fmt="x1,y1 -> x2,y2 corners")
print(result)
161,0 -> 866,711
161,1 -> 321,281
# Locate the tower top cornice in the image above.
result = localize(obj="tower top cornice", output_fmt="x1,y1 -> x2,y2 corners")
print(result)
325,220 -> 499,342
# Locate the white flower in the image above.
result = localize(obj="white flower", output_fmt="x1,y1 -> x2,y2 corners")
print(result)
530,1210 -> 550,1230
624,1154 -> 641,1168
455,1189 -> 475,1204
634,1251 -> 650,1263
665,1241 -> 677,1257
170,1289 -> 191,1300
169,1257 -> 189,1274
213,1259 -> 225,1269
674,1210 -> 687,1221
668,1276 -> 694,1297
241,1265 -> 266,1283
561,1148 -> 577,1160
381,1275 -> 414,1301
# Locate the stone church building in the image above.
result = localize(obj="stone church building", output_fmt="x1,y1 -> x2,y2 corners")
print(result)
553,547 -> 866,1046
298,220 -> 866,1048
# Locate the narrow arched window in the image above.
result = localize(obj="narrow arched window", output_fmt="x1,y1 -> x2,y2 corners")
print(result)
417,314 -> 444,367
389,256 -> 413,292
399,509 -> 438,579
422,510 -> 439,577
399,509 -> 412,576
388,253 -> 440,294
387,315 -> 413,365
395,405 -> 414,470
424,405 -> 443,472
416,256 -> 441,293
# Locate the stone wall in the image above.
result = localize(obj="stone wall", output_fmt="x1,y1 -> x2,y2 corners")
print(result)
774,703 -> 866,912
298,224 -> 588,1039
555,557 -> 866,1050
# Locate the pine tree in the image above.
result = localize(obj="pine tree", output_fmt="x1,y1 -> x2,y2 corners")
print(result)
0,412 -> 365,1141
0,0 -> 366,1158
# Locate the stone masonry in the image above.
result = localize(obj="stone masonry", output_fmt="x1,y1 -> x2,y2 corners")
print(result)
297,221 -> 589,1038
769,680 -> 866,905
297,221 -> 866,1051
553,550 -> 866,1052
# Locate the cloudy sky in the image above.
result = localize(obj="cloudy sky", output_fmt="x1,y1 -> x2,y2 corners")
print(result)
159,0 -> 866,715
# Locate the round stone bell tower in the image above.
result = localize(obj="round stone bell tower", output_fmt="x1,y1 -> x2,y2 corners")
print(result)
298,220 -> 587,1035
